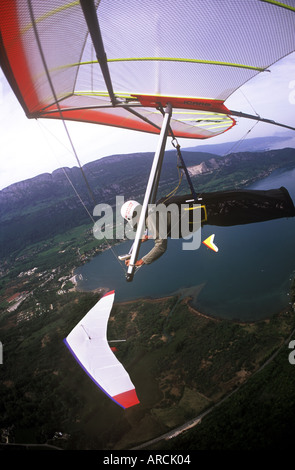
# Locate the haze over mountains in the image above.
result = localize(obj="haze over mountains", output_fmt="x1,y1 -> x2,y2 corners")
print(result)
183,133 -> 295,154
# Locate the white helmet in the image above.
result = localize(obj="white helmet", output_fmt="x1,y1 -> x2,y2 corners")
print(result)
121,200 -> 142,224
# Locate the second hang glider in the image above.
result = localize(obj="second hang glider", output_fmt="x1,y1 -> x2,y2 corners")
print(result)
1,0 -> 295,280
64,290 -> 140,409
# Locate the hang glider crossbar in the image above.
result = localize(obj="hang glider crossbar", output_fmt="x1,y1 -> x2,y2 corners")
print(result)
229,109 -> 295,133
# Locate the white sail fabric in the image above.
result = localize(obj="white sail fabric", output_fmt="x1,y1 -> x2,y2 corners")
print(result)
64,290 -> 139,409
1,1 -> 295,139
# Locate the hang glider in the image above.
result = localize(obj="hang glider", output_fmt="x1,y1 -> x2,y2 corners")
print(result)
1,0 -> 295,137
203,234 -> 218,253
1,0 -> 295,280
64,290 -> 140,409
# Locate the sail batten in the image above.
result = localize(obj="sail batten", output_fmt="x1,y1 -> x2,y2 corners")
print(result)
1,0 -> 295,139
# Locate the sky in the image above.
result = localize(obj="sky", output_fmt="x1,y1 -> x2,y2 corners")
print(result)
1,52 -> 295,191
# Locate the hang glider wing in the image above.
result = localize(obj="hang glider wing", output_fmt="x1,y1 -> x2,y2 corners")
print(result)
202,234 -> 218,253
64,290 -> 139,409
1,0 -> 295,140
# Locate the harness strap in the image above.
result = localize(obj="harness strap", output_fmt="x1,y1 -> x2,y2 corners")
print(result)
171,138 -> 198,201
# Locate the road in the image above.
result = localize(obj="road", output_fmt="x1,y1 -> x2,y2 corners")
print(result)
132,324 -> 295,450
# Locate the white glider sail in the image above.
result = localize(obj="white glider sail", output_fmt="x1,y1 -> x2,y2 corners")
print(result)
64,290 -> 139,409
1,1 -> 295,140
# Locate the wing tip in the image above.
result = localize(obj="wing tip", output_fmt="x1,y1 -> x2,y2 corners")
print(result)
202,234 -> 219,252
113,389 -> 140,409
64,289 -> 141,410
103,290 -> 115,297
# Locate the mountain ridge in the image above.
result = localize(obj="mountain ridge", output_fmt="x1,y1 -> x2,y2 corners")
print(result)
1,146 -> 295,259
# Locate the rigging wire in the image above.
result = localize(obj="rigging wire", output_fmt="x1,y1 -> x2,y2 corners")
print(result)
223,119 -> 259,156
163,165 -> 184,203
36,120 -> 95,224
158,109 -> 260,237
239,88 -> 259,117
28,0 -> 95,205
224,88 -> 260,156
201,118 -> 260,191
37,121 -> 126,274
27,2 -> 264,277
28,0 -> 126,274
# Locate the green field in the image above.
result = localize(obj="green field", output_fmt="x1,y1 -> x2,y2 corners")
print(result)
1,148 -> 295,449
1,280 -> 294,449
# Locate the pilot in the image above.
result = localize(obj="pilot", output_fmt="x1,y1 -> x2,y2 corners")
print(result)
120,197 -> 199,266
121,200 -> 166,267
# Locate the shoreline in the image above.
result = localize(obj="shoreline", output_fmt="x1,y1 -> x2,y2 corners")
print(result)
72,240 -> 295,324
74,278 -> 294,325
73,275 -> 214,319
72,220 -> 295,324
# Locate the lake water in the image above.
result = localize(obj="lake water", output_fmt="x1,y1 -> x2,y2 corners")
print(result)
75,165 -> 295,321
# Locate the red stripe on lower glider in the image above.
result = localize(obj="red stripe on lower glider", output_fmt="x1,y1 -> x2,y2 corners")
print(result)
103,290 -> 115,297
113,389 -> 140,408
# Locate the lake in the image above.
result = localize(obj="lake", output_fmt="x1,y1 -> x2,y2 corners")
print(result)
75,165 -> 295,321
